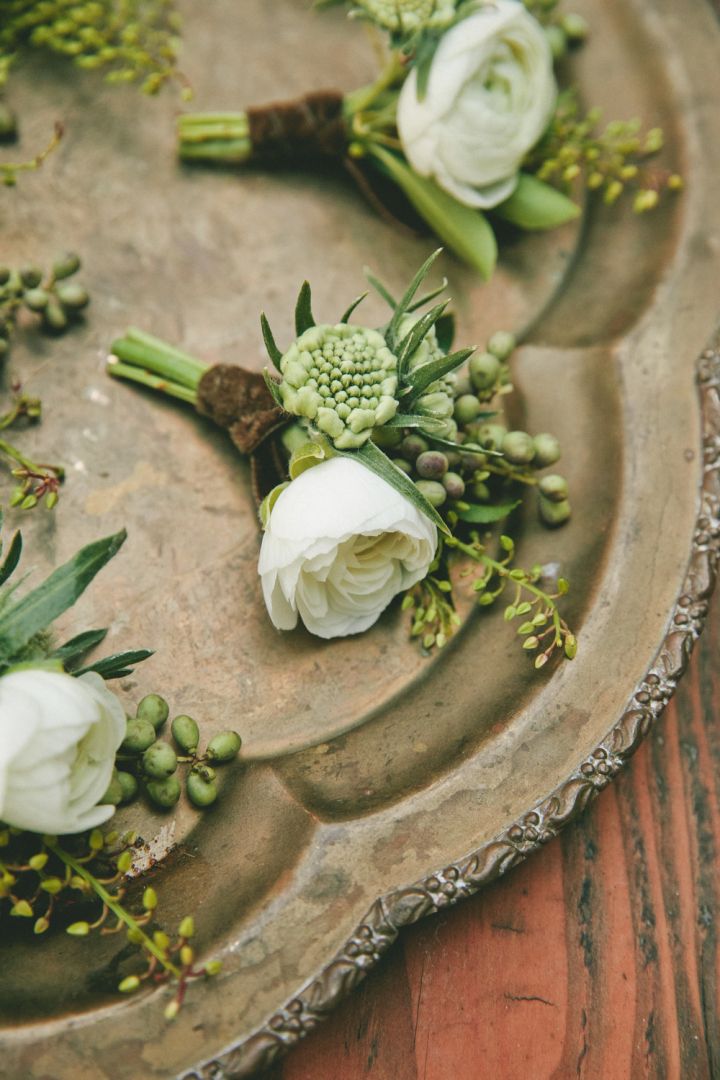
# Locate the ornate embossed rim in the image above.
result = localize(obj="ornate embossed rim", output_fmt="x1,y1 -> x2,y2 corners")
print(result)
185,348 -> 720,1080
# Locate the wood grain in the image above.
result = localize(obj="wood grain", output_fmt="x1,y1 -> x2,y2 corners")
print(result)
259,597 -> 720,1080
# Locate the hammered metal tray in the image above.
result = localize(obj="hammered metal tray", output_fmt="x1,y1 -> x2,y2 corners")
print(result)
3,0 -> 720,1076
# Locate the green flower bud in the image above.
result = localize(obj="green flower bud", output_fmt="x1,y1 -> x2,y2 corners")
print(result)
539,473 -> 569,503
539,495 -> 572,527
415,480 -> 447,508
416,450 -> 448,480
136,693 -> 169,731
56,282 -> 90,311
533,433 -> 561,468
179,915 -> 195,938
279,324 -> 398,450
20,267 -> 42,289
502,431 -> 536,466
561,12 -> 589,40
453,394 -> 482,427
400,434 -> 429,461
101,772 -> 123,806
187,769 -> 218,808
486,332 -> 516,361
443,472 -> 465,499
121,717 -> 156,754
52,252 -> 81,279
23,288 -> 49,312
206,730 -> 242,763
356,0 -> 455,32
145,775 -> 181,809
42,299 -> 68,332
469,352 -> 501,392
171,714 -> 200,754
476,422 -> 507,451
142,741 -> 178,779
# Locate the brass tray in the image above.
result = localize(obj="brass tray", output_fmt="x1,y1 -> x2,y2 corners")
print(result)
2,0 -> 720,1076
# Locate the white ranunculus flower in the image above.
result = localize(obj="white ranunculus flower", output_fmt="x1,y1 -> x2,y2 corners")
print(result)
0,669 -> 126,835
397,1 -> 557,209
258,456 -> 437,639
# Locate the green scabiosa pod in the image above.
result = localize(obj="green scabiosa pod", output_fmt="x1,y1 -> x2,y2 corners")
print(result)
355,0 -> 456,32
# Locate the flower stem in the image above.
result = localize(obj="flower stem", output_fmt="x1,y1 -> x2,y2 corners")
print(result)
344,54 -> 406,118
46,840 -> 182,980
107,360 -> 198,405
109,328 -> 208,397
177,112 -> 252,162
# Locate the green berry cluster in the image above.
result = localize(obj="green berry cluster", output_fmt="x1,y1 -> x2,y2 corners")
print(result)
528,92 -> 682,211
0,824 -> 221,1017
0,252 -> 89,357
0,0 -> 185,98
111,693 -> 242,811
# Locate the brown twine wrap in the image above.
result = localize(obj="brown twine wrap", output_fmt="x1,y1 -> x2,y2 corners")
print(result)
247,90 -> 347,163
196,364 -> 287,456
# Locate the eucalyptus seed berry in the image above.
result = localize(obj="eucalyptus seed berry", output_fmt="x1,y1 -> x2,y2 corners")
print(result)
206,730 -> 242,763
453,394 -> 481,426
101,773 -> 123,806
137,693 -> 169,731
544,24 -> 567,59
56,282 -> 89,311
533,433 -> 561,468
146,775 -> 181,809
476,422 -> 507,451
23,288 -> 49,312
502,430 -> 536,465
453,369 -> 472,396
371,426 -> 402,450
561,12 -> 589,40
444,448 -> 462,469
415,479 -> 447,508
142,741 -> 178,779
52,252 -> 81,279
443,471 -> 465,499
187,769 -> 218,808
401,434 -> 429,461
487,331 -> 516,361
117,771 -> 138,803
416,450 -> 449,479
539,473 -> 569,503
469,351 -> 501,392
393,458 -> 413,475
539,496 -> 572,527
121,718 -> 156,753
43,300 -> 67,332
472,480 -> 491,502
20,267 -> 42,289
460,450 -> 487,472
171,714 -> 200,754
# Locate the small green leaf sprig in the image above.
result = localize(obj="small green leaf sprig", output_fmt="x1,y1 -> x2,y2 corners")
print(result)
527,91 -> 683,212
111,693 -> 242,812
0,825 -> 222,1019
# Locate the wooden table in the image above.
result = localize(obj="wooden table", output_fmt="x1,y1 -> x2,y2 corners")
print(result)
261,599 -> 720,1079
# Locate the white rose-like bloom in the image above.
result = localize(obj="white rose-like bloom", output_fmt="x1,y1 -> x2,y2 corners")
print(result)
0,669 -> 126,835
259,457 -> 437,639
397,1 -> 557,209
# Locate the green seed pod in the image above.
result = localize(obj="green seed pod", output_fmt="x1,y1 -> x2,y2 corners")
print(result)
117,771 -> 138,803
145,775 -> 181,809
23,287 -> 49,312
142,741 -> 178,779
393,458 -> 413,476
187,769 -> 218,808
561,12 -> 589,41
101,772 -> 123,806
20,267 -> 42,289
193,764 -> 216,782
136,693 -> 169,731
206,730 -> 242,763
539,473 -> 569,503
469,351 -> 501,392
472,480 -> 491,502
371,425 -> 403,450
502,430 -> 536,466
533,433 -> 561,468
121,717 -> 156,754
171,714 -> 200,754
453,394 -> 481,427
460,450 -> 487,473
453,369 -> 472,396
416,450 -> 449,480
52,252 -> 81,279
544,24 -> 567,59
56,282 -> 90,311
539,495 -> 572,527
42,299 -> 68,332
443,471 -> 465,499
444,448 -> 462,469
415,479 -> 447,508
486,331 -> 516,361
400,434 -> 429,461
476,422 -> 507,451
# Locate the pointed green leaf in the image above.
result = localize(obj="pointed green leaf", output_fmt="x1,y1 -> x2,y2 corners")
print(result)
397,300 -> 450,380
493,173 -> 582,231
75,648 -> 154,680
382,413 -> 445,431
435,312 -> 455,352
427,432 -> 502,456
406,277 -> 449,313
337,440 -> 449,535
405,347 -> 475,403
457,500 -> 520,524
368,145 -> 498,280
0,530 -> 127,660
340,292 -> 369,323
0,530 -> 22,587
364,270 -> 397,311
386,247 -> 442,351
260,313 -> 283,372
294,281 -> 315,336
52,627 -> 109,666
263,369 -> 284,407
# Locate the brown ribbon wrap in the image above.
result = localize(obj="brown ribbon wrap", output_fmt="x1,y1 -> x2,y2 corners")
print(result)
247,90 -> 347,163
